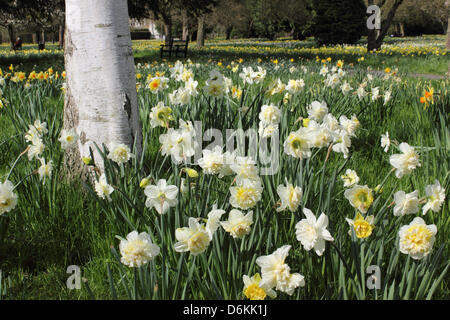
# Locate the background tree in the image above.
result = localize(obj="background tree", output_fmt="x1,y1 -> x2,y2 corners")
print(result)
208,0 -> 248,40
64,0 -> 142,175
128,0 -> 217,44
312,0 -> 366,45
393,0 -> 448,36
366,0 -> 405,51
280,0 -> 312,40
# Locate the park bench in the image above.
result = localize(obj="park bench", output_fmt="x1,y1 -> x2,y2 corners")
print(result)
160,39 -> 189,58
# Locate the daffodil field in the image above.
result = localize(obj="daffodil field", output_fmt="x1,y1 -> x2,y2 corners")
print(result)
0,38 -> 448,300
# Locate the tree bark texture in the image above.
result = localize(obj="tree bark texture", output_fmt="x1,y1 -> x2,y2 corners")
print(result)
197,15 -> 205,47
64,0 -> 142,175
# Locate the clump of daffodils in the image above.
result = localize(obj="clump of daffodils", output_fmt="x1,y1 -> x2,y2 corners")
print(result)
239,66 -> 266,85
295,208 -> 334,256
119,231 -> 160,267
0,180 -> 18,215
285,79 -> 305,95
399,217 -> 437,260
255,245 -> 305,295
284,103 -> 360,160
159,119 -> 197,163
25,120 -> 48,143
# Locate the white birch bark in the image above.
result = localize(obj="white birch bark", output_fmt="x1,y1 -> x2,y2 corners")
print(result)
64,0 -> 142,172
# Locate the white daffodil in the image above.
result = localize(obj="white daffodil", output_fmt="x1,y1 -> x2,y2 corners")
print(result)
0,180 -> 18,215
256,245 -> 305,295
422,180 -> 446,215
94,173 -> 114,201
381,132 -> 390,153
230,178 -> 263,210
284,128 -> 312,159
340,169 -> 360,188
344,185 -> 374,214
389,142 -> 420,178
332,129 -> 351,158
286,79 -> 305,94
59,128 -> 79,150
393,190 -> 419,216
276,181 -> 302,212
119,231 -> 160,267
107,143 -> 134,164
259,104 -> 281,125
28,136 -> 45,161
149,101 -> 173,128
37,158 -> 53,185
340,81 -> 353,95
230,156 -> 259,182
220,209 -> 253,239
307,101 -> 328,122
339,115 -> 360,137
295,208 -> 334,256
399,217 -> 437,260
198,146 -> 224,175
205,204 -> 226,238
144,179 -> 178,214
174,215 -> 220,256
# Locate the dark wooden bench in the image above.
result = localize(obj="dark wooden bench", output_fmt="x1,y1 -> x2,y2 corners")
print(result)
160,39 -> 189,58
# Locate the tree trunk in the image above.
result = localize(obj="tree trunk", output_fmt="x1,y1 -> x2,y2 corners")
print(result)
367,28 -> 377,51
182,10 -> 189,41
197,15 -> 205,47
399,22 -> 405,37
225,25 -> 233,40
64,0 -> 142,175
163,15 -> 172,43
32,33 -> 37,44
367,0 -> 403,52
7,24 -> 15,48
41,30 -> 45,43
59,24 -> 64,48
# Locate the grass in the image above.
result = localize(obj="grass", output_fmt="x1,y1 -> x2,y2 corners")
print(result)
1,35 -> 448,76
0,39 -> 449,300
